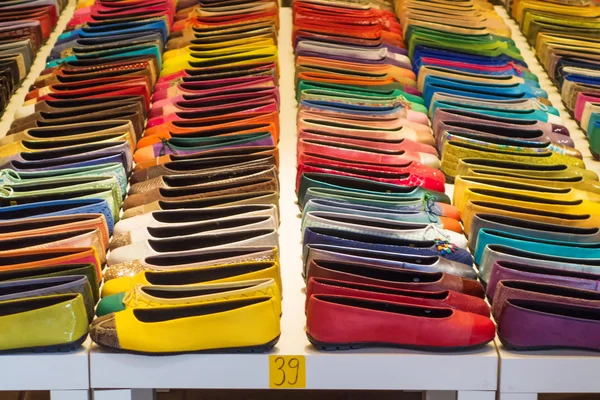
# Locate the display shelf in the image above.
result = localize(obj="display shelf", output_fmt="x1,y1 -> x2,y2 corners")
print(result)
495,6 -> 600,399
0,339 -> 90,399
89,8 -> 498,399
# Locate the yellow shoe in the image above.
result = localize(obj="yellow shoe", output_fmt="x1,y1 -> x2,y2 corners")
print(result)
441,141 -> 585,180
90,296 -> 280,354
458,166 -> 600,193
160,46 -> 278,77
0,294 -> 88,352
455,158 -> 598,181
101,261 -> 281,297
462,199 -> 600,237
162,38 -> 276,61
97,278 -> 281,317
453,176 -> 600,213
459,187 -> 600,230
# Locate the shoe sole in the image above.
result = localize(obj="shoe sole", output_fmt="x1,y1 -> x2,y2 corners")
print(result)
499,336 -> 600,352
0,333 -> 88,354
95,335 -> 281,356
307,333 -> 490,352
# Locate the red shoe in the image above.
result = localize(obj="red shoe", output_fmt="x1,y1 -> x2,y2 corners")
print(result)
306,295 -> 495,350
297,140 -> 443,180
306,277 -> 490,316
296,162 -> 445,194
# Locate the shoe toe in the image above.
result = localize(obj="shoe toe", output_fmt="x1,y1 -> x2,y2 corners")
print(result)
439,217 -> 462,233
90,313 -> 121,349
109,232 -> 132,251
436,203 -> 460,220
469,313 -> 496,346
461,278 -> 485,298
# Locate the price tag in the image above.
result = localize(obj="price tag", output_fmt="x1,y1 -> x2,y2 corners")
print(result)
269,355 -> 306,389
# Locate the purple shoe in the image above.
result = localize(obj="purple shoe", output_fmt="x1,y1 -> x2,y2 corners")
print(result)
497,299 -> 600,352
487,261 -> 600,301
0,276 -> 94,321
492,280 -> 600,320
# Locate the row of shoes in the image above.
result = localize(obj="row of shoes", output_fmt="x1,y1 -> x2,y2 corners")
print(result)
292,0 -> 498,351
507,0 -> 600,159
399,0 -> 600,351
0,0 -> 170,352
0,0 -> 66,116
90,0 -> 283,354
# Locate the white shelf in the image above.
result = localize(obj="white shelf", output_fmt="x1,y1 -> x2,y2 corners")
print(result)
89,8 -> 498,396
499,345 -> 600,394
0,339 -> 90,391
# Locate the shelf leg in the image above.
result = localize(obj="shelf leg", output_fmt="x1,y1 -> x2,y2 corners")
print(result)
424,391 -> 455,400
498,393 -> 538,400
457,391 -> 496,400
92,389 -> 154,400
50,390 -> 90,400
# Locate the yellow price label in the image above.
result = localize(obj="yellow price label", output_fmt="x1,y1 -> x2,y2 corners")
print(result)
269,355 -> 306,389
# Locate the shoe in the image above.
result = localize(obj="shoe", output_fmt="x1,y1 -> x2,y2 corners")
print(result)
0,247 -> 101,280
113,204 -> 278,235
306,259 -> 483,297
486,260 -> 600,300
307,277 -> 489,316
462,198 -> 600,237
107,228 -> 278,266
103,246 -> 279,282
128,153 -> 277,185
296,161 -> 445,193
0,228 -> 107,263
0,294 -> 88,353
127,164 -> 278,195
0,276 -> 95,321
492,280 -> 600,321
305,295 -> 495,351
302,211 -> 467,248
102,259 -> 281,297
297,173 -> 450,208
91,296 -> 280,354
301,187 -> 460,220
122,177 -> 278,210
457,167 -> 600,194
303,199 -> 460,233
110,215 -> 277,250
479,244 -> 600,286
97,278 -> 280,317
497,299 -> 600,352
474,228 -> 600,267
0,213 -> 109,248
303,227 -> 474,266
122,191 -> 279,219
305,244 -> 477,279
441,140 -> 585,181
0,162 -> 128,197
454,176 -> 600,212
0,199 -> 115,234
455,158 -> 598,181
469,213 -> 600,251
